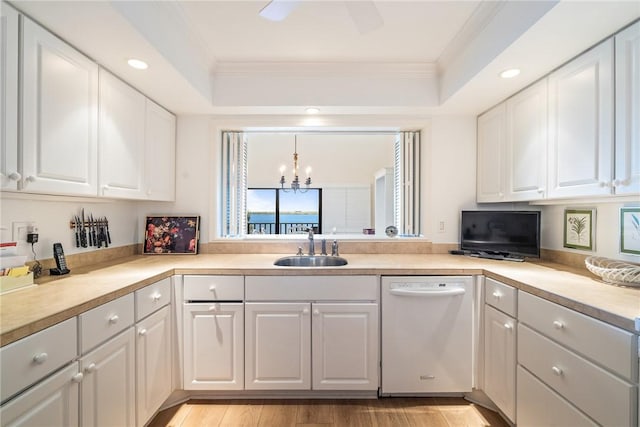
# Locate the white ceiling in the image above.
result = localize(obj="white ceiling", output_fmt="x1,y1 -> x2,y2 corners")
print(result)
9,0 -> 640,117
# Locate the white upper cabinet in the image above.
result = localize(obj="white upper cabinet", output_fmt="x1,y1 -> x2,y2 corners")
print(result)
505,80 -> 547,201
99,70 -> 146,199
1,3 -> 20,190
144,100 -> 176,201
477,103 -> 506,202
614,21 -> 640,195
547,39 -> 614,198
21,17 -> 98,196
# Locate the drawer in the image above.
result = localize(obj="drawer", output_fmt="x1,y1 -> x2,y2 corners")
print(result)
0,317 -> 77,403
136,277 -> 171,321
517,365 -> 596,427
518,291 -> 637,381
183,275 -> 244,301
80,293 -> 134,354
246,276 -> 378,301
484,277 -> 517,316
518,324 -> 636,427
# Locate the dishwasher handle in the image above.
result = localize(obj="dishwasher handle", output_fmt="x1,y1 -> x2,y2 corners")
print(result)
389,287 -> 466,297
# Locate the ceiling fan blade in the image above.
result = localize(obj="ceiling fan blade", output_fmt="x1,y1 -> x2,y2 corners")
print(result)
345,1 -> 384,34
259,0 -> 300,22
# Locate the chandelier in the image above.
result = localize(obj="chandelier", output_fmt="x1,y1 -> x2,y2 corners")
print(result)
279,135 -> 312,193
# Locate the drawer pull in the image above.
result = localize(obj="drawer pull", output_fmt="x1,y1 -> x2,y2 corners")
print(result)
33,352 -> 48,364
313,309 -> 320,316
152,293 -> 162,301
208,304 -> 219,311
492,291 -> 502,299
109,315 -> 119,324
551,366 -> 563,376
71,372 -> 84,383
209,285 -> 216,292
302,308 -> 309,315
138,329 -> 147,336
552,320 -> 564,330
503,323 -> 513,330
85,363 -> 97,373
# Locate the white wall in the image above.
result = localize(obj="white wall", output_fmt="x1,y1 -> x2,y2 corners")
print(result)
423,116 -> 478,243
540,202 -> 640,263
0,195 -> 139,259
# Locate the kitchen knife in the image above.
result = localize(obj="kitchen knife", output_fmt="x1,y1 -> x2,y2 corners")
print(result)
91,215 -> 97,247
74,216 -> 80,248
105,217 -> 111,244
87,214 -> 93,247
80,209 -> 87,248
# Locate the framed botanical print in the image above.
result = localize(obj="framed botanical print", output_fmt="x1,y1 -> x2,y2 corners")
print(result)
144,216 -> 200,254
620,207 -> 640,255
563,209 -> 594,251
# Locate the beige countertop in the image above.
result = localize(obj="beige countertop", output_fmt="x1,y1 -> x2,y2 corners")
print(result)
1,253 -> 639,346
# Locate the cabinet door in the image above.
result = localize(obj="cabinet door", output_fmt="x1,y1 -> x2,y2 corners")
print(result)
477,103 -> 506,202
98,69 -> 146,199
615,21 -> 640,195
136,306 -> 172,427
548,39 -> 614,198
80,328 -> 135,427
1,3 -> 19,190
145,99 -> 176,201
505,80 -> 547,201
245,302 -> 310,390
21,17 -> 98,196
183,303 -> 244,390
0,363 -> 80,427
483,305 -> 516,423
312,303 -> 378,391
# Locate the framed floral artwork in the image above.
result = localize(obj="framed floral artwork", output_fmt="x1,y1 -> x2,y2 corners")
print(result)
144,216 -> 200,254
563,209 -> 594,251
620,207 -> 640,255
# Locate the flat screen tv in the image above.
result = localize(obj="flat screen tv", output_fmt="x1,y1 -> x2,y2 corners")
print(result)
460,210 -> 541,260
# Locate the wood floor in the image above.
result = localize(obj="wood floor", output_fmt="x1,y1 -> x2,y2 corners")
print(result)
148,397 -> 509,427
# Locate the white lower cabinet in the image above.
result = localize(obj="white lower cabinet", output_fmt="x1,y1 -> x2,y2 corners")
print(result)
483,305 -> 516,423
517,365 -> 597,427
80,328 -> 136,427
136,305 -> 172,426
312,303 -> 378,391
0,362 -> 81,427
183,303 -> 244,390
244,301 -> 378,391
245,302 -> 311,390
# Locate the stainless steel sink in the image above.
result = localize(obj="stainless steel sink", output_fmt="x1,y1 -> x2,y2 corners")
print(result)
274,255 -> 348,267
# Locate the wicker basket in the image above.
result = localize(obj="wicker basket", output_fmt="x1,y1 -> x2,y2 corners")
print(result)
585,256 -> 640,288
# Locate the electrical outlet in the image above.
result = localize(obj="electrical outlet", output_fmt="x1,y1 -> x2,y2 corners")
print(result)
438,221 -> 445,233
12,221 -> 36,243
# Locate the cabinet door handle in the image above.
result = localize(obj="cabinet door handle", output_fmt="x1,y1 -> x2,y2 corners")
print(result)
152,293 -> 162,301
209,285 -> 216,292
537,188 -> 544,194
109,315 -> 119,324
492,291 -> 502,299
24,175 -> 36,186
552,320 -> 564,330
551,366 -> 563,376
313,309 -> 320,316
302,308 -> 309,315
138,328 -> 147,336
71,372 -> 84,383
503,323 -> 513,330
85,363 -> 97,373
208,304 -> 219,311
33,352 -> 48,364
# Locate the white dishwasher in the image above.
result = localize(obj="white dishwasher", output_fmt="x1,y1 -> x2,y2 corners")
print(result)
381,276 -> 474,395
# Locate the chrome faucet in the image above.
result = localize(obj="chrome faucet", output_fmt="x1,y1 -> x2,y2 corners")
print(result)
331,239 -> 339,256
307,228 -> 315,255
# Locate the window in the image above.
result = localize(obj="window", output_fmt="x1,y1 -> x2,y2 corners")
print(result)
247,188 -> 322,234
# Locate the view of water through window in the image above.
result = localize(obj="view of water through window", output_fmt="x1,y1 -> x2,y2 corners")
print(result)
247,188 -> 321,234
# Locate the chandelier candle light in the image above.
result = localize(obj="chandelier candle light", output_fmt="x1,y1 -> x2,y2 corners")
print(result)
279,136 -> 312,193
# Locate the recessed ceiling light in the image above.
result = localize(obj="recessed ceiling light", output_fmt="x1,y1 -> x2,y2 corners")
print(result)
127,58 -> 148,70
305,107 -> 320,114
500,68 -> 520,79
